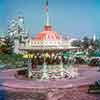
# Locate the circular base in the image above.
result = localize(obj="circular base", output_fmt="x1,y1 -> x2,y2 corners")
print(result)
0,67 -> 99,92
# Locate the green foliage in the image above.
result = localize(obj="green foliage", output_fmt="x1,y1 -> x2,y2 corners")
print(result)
88,80 -> 100,93
4,36 -> 14,54
0,36 -> 14,54
88,49 -> 95,57
82,37 -> 90,49
71,40 -> 81,47
0,53 -> 24,68
72,37 -> 100,50
95,39 -> 100,50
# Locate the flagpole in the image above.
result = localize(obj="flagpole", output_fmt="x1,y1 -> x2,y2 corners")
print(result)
45,0 -> 49,26
46,11 -> 49,26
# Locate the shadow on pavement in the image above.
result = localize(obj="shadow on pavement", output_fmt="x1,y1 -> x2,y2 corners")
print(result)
0,79 -> 7,100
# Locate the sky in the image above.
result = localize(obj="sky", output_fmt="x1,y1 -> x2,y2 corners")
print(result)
0,0 -> 99,39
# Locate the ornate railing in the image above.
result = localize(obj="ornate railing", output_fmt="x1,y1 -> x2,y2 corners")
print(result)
31,65 -> 78,80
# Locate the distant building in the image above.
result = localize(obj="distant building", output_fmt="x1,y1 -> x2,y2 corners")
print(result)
8,16 -> 31,54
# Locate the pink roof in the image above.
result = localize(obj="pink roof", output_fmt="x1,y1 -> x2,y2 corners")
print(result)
33,26 -> 62,41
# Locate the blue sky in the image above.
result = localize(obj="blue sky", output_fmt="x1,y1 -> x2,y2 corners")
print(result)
0,0 -> 99,39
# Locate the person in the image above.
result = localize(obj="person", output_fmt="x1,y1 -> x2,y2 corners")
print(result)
32,62 -> 36,70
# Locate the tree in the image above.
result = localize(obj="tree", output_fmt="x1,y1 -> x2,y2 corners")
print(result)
95,39 -> 100,50
81,37 -> 90,50
71,40 -> 81,47
4,36 -> 14,54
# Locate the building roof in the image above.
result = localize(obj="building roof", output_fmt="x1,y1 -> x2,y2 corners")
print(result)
19,25 -> 80,51
33,26 -> 62,41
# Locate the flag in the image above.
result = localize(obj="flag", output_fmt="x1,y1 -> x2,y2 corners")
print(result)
45,0 -> 48,12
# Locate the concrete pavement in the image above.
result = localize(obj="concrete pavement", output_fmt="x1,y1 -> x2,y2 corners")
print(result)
0,67 -> 99,92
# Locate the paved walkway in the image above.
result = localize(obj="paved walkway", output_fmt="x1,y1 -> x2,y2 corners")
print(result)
0,67 -> 100,100
0,67 -> 99,92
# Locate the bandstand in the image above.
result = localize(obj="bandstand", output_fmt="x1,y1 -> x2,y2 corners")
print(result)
19,0 -> 79,80
20,25 -> 79,79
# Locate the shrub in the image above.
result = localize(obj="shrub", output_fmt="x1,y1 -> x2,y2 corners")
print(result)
88,58 -> 100,66
17,69 -> 28,76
